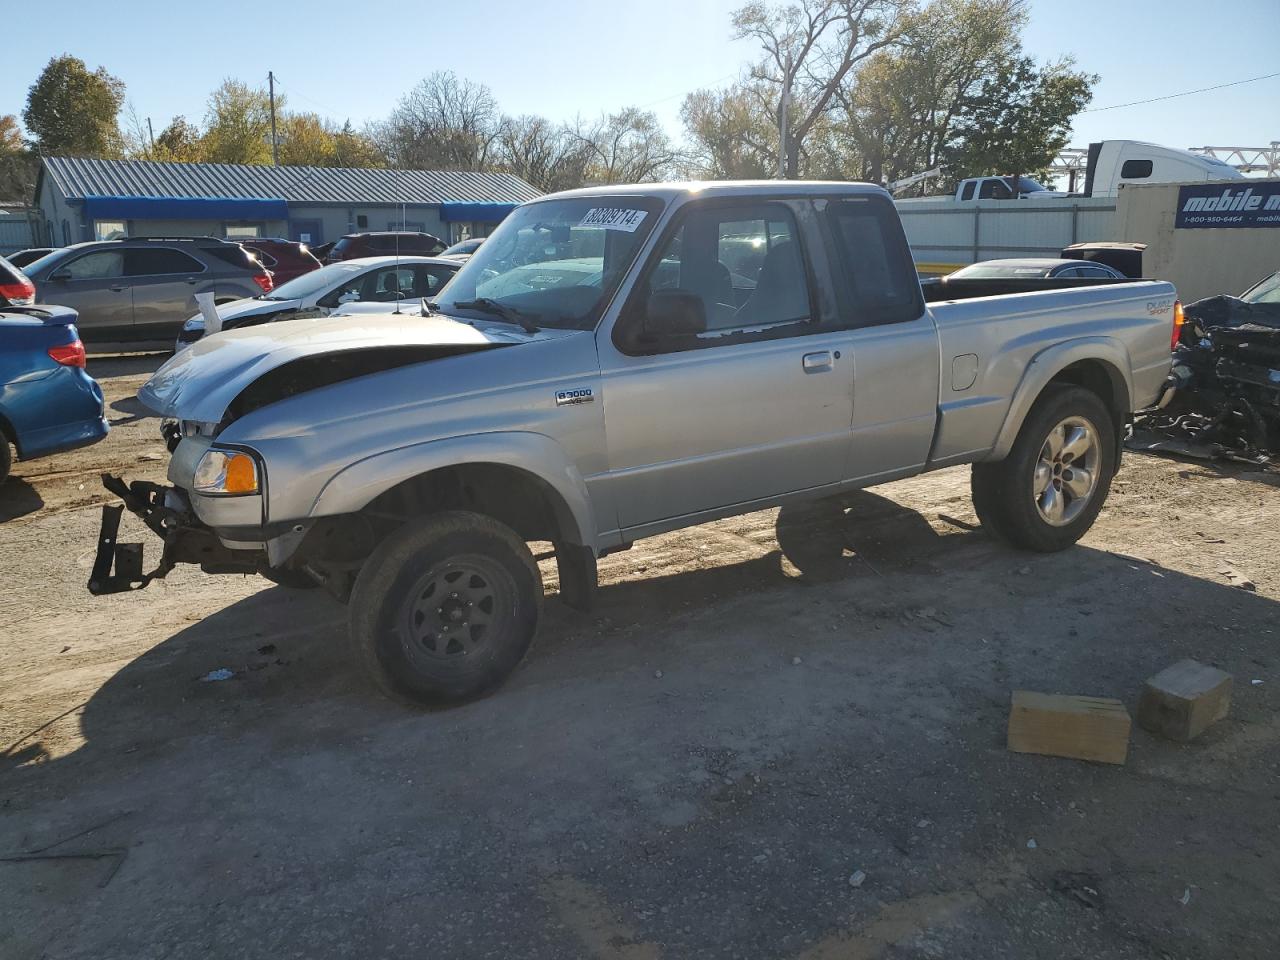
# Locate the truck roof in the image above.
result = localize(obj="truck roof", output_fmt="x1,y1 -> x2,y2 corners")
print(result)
537,180 -> 892,203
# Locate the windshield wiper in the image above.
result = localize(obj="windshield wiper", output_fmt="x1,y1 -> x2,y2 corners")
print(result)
451,298 -> 540,334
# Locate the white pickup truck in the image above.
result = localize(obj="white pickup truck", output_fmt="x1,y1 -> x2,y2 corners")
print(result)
952,140 -> 1245,201
90,181 -> 1180,706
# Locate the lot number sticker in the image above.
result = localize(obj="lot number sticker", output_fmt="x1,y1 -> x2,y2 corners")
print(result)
579,208 -> 647,232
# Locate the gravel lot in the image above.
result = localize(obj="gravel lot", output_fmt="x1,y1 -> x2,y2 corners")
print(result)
2,354 -> 1278,959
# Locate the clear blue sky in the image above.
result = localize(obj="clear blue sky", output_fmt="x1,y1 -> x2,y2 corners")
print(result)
6,0 -> 1278,154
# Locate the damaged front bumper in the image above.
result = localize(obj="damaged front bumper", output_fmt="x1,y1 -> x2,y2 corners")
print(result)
87,475 -> 263,595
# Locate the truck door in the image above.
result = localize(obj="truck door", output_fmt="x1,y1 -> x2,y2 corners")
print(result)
820,195 -> 939,481
596,199 -> 855,532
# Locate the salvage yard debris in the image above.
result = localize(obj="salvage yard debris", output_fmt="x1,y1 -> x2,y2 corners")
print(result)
1131,294 -> 1280,464
1137,659 -> 1232,742
1007,691 -> 1131,765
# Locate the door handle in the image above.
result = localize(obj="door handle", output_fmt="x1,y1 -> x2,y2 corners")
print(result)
802,350 -> 833,373
109,285 -> 127,292
185,277 -> 198,285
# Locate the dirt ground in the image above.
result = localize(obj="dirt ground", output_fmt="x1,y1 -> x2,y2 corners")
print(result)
2,354 -> 1278,959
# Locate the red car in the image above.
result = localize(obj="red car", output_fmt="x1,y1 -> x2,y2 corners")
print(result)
239,239 -> 323,286
327,232 -> 446,263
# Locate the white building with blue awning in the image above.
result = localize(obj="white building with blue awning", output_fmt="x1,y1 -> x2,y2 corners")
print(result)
34,157 -> 541,248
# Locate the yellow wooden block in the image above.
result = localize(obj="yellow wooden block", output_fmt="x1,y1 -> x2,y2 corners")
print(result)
1007,691 -> 1131,765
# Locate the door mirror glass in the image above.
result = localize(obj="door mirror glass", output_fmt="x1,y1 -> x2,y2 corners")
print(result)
49,269 -> 72,282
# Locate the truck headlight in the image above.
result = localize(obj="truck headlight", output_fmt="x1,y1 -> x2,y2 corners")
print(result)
193,449 -> 260,495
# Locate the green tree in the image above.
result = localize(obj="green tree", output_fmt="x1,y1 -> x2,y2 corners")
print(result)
837,0 -> 1027,185
201,79 -> 277,164
331,121 -> 384,168
681,83 -> 779,179
276,114 -> 384,167
940,55 -> 1095,184
152,116 -> 203,162
0,115 -> 22,154
0,114 -> 38,201
23,55 -> 124,157
277,112 -> 336,165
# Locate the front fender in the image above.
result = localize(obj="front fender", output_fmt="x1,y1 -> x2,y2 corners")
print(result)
308,431 -> 596,548
987,337 -> 1133,461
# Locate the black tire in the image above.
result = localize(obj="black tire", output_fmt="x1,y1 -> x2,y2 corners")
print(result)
0,437 -> 10,486
348,511 -> 542,706
259,566 -> 319,589
971,385 -> 1115,552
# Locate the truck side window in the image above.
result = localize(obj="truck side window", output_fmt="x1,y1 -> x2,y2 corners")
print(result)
624,202 -> 814,352
978,179 -> 1013,200
960,181 -> 976,201
825,197 -> 924,327
1120,159 -> 1152,179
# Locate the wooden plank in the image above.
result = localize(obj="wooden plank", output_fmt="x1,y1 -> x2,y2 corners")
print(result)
1137,659 -> 1232,742
1007,691 -> 1131,765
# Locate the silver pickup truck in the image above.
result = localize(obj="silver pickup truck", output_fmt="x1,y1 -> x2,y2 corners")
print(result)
90,181 -> 1179,705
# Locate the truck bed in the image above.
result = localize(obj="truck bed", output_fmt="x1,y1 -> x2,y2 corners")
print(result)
923,280 -> 1177,467
921,276 -> 1143,303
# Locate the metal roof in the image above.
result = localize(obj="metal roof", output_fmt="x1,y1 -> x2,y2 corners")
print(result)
40,156 -> 541,206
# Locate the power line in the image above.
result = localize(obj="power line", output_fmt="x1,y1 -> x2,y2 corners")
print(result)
1081,71 -> 1280,113
269,75 -> 344,117
634,71 -> 741,110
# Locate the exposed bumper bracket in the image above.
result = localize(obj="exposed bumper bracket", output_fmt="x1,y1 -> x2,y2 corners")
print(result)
87,473 -> 260,596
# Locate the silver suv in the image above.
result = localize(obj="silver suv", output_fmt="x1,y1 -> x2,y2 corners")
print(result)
22,237 -> 272,342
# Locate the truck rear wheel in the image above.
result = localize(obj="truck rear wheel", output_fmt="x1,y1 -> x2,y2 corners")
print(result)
971,385 -> 1115,552
348,511 -> 542,706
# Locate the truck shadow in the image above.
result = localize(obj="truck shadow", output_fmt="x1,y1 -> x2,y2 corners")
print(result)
3,494 -> 1275,807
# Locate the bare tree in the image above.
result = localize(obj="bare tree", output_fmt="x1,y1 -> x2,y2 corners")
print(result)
734,0 -> 912,177
377,71 -> 499,170
571,108 -> 681,185
494,115 -> 590,192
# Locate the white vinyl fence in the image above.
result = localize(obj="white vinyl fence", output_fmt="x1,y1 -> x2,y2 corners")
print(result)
895,197 -> 1118,275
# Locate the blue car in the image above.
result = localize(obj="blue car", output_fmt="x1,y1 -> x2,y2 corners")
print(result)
0,305 -> 109,485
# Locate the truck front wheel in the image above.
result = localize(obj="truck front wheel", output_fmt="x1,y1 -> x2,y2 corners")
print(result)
971,385 -> 1115,552
348,511 -> 542,706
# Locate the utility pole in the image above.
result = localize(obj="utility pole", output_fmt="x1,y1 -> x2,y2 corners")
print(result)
777,52 -> 793,180
268,71 -> 279,166
146,117 -> 155,157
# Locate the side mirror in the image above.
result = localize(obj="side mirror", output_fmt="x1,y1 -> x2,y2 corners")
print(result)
49,269 -> 71,282
638,290 -> 706,346
337,290 -> 360,304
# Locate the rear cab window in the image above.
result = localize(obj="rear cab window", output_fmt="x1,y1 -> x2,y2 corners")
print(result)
824,195 -> 924,327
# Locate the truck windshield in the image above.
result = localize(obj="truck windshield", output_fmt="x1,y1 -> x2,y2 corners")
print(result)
1009,177 -> 1050,193
436,196 -> 665,331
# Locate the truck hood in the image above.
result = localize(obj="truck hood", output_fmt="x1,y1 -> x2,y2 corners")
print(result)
139,311 -> 562,423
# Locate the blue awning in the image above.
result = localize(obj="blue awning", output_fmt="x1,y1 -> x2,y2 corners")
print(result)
439,202 -> 518,223
81,195 -> 289,221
